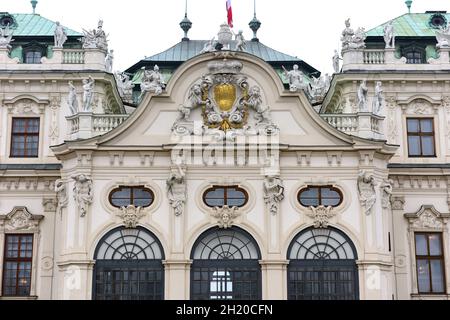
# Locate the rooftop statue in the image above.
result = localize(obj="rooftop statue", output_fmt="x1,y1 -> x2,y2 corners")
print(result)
105,49 -> 114,73
309,74 -> 331,102
140,65 -> 166,98
383,21 -> 395,49
82,20 -> 108,51
54,22 -> 68,48
235,30 -> 246,52
0,24 -> 14,50
200,38 -> 216,54
357,80 -> 368,112
115,72 -> 134,103
282,64 -> 305,92
341,19 -> 366,51
332,50 -> 342,74
436,24 -> 450,49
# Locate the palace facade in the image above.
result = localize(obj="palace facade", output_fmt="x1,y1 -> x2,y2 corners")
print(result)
0,6 -> 450,300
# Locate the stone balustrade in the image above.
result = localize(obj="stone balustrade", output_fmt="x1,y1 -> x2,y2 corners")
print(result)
321,112 -> 385,140
67,113 -> 129,140
0,47 -> 106,71
342,47 -> 450,72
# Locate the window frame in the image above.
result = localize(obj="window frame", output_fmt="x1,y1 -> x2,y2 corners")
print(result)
22,42 -> 46,65
297,185 -> 344,208
406,118 -> 436,158
10,117 -> 40,158
414,232 -> 446,295
202,185 -> 249,208
108,186 -> 155,209
401,44 -> 426,64
1,234 -> 34,297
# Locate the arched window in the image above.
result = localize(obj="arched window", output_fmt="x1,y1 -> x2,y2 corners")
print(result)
22,42 -> 46,64
109,186 -> 154,208
287,228 -> 359,300
203,186 -> 248,208
190,227 -> 261,300
93,227 -> 164,300
298,186 -> 343,208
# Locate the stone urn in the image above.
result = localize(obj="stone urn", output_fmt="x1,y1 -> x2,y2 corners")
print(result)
217,23 -> 233,50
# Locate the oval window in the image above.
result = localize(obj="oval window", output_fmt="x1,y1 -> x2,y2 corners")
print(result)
203,186 -> 248,208
109,186 -> 154,208
298,186 -> 343,208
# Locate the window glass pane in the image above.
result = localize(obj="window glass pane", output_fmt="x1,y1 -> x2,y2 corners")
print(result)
417,259 -> 431,293
134,198 -> 152,208
133,188 -> 151,199
428,234 -> 442,256
407,119 -> 420,133
227,198 -> 246,207
322,198 -> 341,207
420,119 -> 433,133
321,188 -> 339,199
205,198 -> 225,207
205,188 -> 225,199
415,234 -> 428,256
300,198 -> 320,207
111,198 -> 130,208
430,260 -> 445,293
421,136 -> 435,156
112,188 -> 131,199
227,188 -> 245,199
300,188 -> 319,199
408,136 -> 421,156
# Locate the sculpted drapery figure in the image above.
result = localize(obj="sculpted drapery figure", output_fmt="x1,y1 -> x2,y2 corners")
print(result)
140,65 -> 165,98
72,174 -> 93,217
380,179 -> 394,209
176,83 -> 207,122
82,20 -> 108,51
235,30 -> 246,51
244,86 -> 272,125
383,21 -> 395,49
55,179 -> 68,216
341,19 -> 355,50
358,171 -> 377,216
282,64 -> 305,92
373,81 -> 384,115
166,164 -> 187,216
357,80 -> 368,111
115,72 -> 135,102
341,19 -> 366,50
54,22 -> 68,48
264,175 -> 285,216
68,81 -> 78,115
0,24 -> 14,49
333,50 -> 342,74
200,38 -> 216,54
82,76 -> 95,112
105,49 -> 114,73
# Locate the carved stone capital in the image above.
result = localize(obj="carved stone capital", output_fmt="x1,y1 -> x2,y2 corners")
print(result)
391,196 -> 405,211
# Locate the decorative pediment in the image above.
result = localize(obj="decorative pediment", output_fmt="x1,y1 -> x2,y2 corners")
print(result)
0,207 -> 44,231
4,96 -> 48,115
404,205 -> 450,230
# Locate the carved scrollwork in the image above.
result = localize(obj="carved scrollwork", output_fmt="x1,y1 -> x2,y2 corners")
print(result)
405,205 -> 450,230
211,206 -> 240,229
306,206 -> 336,229
0,207 -> 44,231
116,205 -> 146,229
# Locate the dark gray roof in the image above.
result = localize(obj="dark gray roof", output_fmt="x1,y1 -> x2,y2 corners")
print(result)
145,40 -> 302,62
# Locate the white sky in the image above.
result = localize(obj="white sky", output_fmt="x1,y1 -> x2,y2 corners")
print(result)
3,0 -> 450,73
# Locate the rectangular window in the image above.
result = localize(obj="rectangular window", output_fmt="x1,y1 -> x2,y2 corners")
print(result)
24,51 -> 42,64
10,118 -> 40,158
415,233 -> 446,294
407,118 -> 436,157
2,235 -> 34,297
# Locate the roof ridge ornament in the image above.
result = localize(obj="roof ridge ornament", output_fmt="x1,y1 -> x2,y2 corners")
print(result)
31,0 -> 38,14
180,0 -> 192,41
249,0 -> 261,41
405,0 -> 412,14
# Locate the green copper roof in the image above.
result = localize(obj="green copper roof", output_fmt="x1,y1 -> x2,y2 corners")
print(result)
145,40 -> 302,62
366,13 -> 450,37
7,13 -> 81,37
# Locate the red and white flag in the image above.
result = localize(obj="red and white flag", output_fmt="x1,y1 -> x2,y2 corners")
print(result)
226,0 -> 233,28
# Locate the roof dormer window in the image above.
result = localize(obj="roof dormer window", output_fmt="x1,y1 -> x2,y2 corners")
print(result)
429,13 -> 447,29
0,14 -> 16,28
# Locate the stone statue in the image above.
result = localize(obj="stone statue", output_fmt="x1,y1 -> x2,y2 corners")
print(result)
436,24 -> 450,49
176,83 -> 207,122
235,30 -> 246,51
341,19 -> 366,50
82,76 -> 95,112
380,179 -> 394,209
72,174 -> 93,217
166,164 -> 186,216
140,65 -> 165,98
383,21 -> 395,49
341,19 -> 355,50
373,81 -> 384,115
264,175 -> 285,215
357,80 -> 368,111
82,20 -> 108,51
54,22 -> 68,48
200,38 -> 216,54
282,64 -> 305,92
309,74 -> 331,102
244,86 -> 272,124
105,49 -> 114,73
68,81 -> 78,115
358,171 -> 377,216
55,179 -> 68,216
0,24 -> 14,50
333,50 -> 342,74
115,72 -> 134,103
